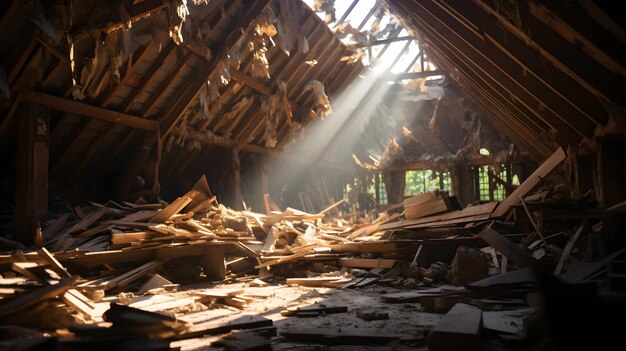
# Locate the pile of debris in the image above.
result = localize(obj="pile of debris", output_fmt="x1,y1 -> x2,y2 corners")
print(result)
1,147 -> 625,349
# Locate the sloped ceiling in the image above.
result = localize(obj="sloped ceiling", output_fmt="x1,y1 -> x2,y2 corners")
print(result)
384,0 -> 626,158
0,0 -> 363,200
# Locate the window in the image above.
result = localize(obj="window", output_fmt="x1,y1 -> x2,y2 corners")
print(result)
405,170 -> 452,196
477,164 -> 513,201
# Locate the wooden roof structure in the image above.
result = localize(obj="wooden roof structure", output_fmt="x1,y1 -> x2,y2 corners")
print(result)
384,0 -> 626,158
0,0 -> 363,199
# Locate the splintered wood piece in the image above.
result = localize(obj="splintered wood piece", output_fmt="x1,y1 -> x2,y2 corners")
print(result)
111,231 -> 153,245
403,191 -> 440,207
0,277 -> 77,317
202,245 -> 226,281
281,304 -> 348,317
43,213 -> 70,239
137,274 -> 173,295
174,314 -> 273,340
37,247 -> 71,278
286,277 -> 353,288
554,224 -> 586,275
117,210 -> 159,223
428,303 -> 482,351
150,196 -> 193,223
339,258 -> 396,269
492,147 -> 566,218
193,288 -> 246,299
67,208 -> 107,235
478,227 -> 535,268
212,330 -> 270,350
62,289 -> 97,320
148,224 -> 197,237
91,260 -> 162,290
280,327 -> 404,344
318,199 -> 345,215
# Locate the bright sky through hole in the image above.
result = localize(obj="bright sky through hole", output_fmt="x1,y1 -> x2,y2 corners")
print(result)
302,0 -> 439,76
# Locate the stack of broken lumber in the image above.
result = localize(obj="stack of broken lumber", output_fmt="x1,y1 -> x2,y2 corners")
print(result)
0,248 -> 276,350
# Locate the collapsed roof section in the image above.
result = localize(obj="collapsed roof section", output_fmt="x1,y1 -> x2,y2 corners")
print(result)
0,0 -> 363,199
383,0 -> 626,158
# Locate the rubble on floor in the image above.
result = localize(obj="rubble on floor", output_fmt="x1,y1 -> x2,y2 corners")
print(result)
2,149 -> 626,350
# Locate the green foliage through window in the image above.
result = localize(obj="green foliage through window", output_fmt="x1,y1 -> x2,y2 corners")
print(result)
405,170 -> 452,196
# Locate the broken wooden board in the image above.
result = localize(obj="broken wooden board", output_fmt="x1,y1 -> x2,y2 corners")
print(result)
150,196 -> 193,223
404,196 -> 452,220
427,303 -> 482,351
338,258 -> 396,269
0,277 -> 77,317
482,308 -> 534,335
137,274 -> 173,295
403,191 -> 439,207
562,247 -> 626,282
279,327 -> 406,344
380,202 -> 496,231
466,268 -> 535,291
478,227 -> 535,269
492,147 -> 566,218
286,277 -> 353,288
212,330 -> 271,351
174,314 -> 273,340
281,304 -> 348,317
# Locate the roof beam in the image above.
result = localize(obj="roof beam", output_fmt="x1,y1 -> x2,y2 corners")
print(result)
350,35 -> 414,48
388,70 -> 445,80
160,0 -> 272,138
26,91 -> 158,131
393,0 -> 595,142
439,0 -> 612,123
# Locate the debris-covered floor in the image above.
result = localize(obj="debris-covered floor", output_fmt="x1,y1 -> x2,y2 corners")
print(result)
2,147 -> 626,350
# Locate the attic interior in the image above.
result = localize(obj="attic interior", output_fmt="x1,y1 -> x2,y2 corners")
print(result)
0,0 -> 625,349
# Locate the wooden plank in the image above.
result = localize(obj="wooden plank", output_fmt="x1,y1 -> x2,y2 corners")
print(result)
111,231 -> 152,245
478,227 -> 535,269
492,148 -> 566,217
554,224 -> 585,275
62,289 -> 97,320
380,202 -> 496,231
339,258 -> 396,269
26,91 -> 159,131
14,103 -> 49,245
150,196 -> 192,223
88,261 -> 162,290
0,277 -> 77,317
427,303 -> 482,351
202,245 -> 226,280
66,208 -> 107,236
42,213 -> 70,239
281,304 -> 348,317
37,247 -> 70,278
286,277 -> 353,288
403,191 -> 439,207
175,314 -> 273,340
562,247 -> 626,282
280,327 -> 404,344
404,196 -> 451,219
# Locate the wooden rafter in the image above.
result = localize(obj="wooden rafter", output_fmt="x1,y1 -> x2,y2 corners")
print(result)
391,0 -> 593,143
26,92 -> 158,131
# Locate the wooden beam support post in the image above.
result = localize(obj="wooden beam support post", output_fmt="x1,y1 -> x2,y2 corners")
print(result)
232,147 -> 242,210
15,103 -> 49,245
117,133 -> 156,200
594,136 -> 626,207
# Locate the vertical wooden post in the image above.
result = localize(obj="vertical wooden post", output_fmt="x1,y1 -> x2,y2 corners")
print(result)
201,245 -> 226,280
118,133 -> 155,200
452,165 -> 474,207
15,103 -> 49,245
261,154 -> 269,197
594,136 -> 626,207
232,147 -> 241,210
